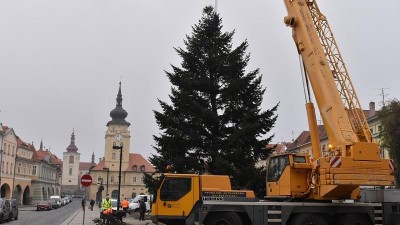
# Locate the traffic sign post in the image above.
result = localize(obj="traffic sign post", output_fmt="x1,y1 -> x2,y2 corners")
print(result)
81,174 -> 92,225
81,174 -> 92,187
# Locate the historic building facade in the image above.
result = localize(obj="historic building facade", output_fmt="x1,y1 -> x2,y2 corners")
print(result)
14,138 -> 36,205
89,83 -> 154,202
61,130 -> 81,194
0,125 -> 17,198
31,147 -> 62,202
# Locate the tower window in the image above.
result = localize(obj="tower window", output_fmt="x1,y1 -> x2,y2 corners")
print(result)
69,155 -> 74,164
69,168 -> 72,176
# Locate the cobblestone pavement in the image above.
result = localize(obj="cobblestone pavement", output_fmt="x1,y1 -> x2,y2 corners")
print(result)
61,204 -> 155,225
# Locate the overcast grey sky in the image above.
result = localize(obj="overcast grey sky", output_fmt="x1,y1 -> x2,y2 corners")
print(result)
1,0 -> 399,163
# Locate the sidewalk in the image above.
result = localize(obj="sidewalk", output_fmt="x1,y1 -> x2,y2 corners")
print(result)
61,205 -> 155,225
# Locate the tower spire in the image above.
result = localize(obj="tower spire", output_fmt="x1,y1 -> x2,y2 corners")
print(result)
66,129 -> 78,152
107,82 -> 130,127
91,151 -> 95,164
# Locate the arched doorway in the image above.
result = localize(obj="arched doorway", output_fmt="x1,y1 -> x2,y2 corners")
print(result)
47,187 -> 50,199
13,185 -> 22,204
23,186 -> 31,205
0,183 -> 11,198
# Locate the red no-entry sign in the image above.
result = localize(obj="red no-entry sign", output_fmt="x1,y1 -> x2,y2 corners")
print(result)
81,174 -> 92,187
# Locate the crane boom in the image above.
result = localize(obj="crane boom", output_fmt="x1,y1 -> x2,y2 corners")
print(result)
264,0 -> 394,200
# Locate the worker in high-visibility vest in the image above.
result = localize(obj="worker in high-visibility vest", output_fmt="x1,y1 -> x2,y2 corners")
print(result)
102,195 -> 112,211
101,195 -> 113,223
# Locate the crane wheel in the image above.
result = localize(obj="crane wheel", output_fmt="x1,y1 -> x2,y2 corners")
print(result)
204,212 -> 243,225
290,213 -> 328,225
336,213 -> 372,225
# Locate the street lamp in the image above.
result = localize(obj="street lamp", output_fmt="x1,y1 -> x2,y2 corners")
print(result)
103,167 -> 110,195
112,143 -> 123,211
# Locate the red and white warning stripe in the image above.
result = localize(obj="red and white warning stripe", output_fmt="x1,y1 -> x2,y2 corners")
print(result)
330,156 -> 342,168
389,159 -> 394,171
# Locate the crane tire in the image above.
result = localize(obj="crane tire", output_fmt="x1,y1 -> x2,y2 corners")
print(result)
290,213 -> 328,225
336,213 -> 372,225
204,212 -> 243,225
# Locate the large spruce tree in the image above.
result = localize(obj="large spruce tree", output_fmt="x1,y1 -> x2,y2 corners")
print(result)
149,6 -> 278,197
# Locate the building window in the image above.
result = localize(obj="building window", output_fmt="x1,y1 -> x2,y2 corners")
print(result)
111,190 -> 118,199
1,161 -> 3,172
6,162 -> 9,173
112,153 -> 116,160
132,165 -> 137,171
10,163 -> 13,174
69,155 -> 74,164
132,176 -> 136,183
69,168 -> 72,176
8,144 -> 10,154
140,165 -> 145,171
111,175 -> 114,183
17,163 -> 21,174
12,146 -> 14,156
98,176 -> 103,183
23,163 -> 27,174
141,177 -> 144,183
131,193 -> 136,198
32,165 -> 37,175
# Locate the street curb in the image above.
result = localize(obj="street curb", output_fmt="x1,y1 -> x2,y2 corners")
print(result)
60,208 -> 82,225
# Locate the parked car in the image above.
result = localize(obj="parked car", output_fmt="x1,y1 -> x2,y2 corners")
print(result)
50,195 -> 62,207
37,201 -> 52,211
49,199 -> 59,209
0,198 -> 11,222
61,198 -> 68,205
7,199 -> 18,220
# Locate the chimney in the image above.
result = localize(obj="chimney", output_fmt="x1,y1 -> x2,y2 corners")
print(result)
369,102 -> 376,117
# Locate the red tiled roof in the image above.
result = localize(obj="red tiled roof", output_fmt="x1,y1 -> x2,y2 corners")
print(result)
126,153 -> 155,173
80,162 -> 96,171
34,149 -> 62,165
286,125 -> 328,151
266,142 -> 292,154
91,159 -> 106,171
91,153 -> 155,173
1,125 -> 9,133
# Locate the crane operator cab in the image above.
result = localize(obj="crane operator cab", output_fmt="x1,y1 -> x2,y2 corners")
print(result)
266,153 -> 312,199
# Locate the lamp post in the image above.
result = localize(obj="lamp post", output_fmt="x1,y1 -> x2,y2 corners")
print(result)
112,143 -> 123,211
103,167 -> 110,195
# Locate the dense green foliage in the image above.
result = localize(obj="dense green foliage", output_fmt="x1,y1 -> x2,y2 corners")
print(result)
147,6 -> 278,198
378,99 -> 400,187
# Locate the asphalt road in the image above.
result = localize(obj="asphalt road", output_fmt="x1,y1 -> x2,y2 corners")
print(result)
8,199 -> 81,225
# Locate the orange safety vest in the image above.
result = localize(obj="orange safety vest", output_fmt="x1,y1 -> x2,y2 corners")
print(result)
121,200 -> 129,208
103,208 -> 113,215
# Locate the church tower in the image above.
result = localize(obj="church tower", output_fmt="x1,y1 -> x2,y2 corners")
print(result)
61,129 -> 81,194
104,82 -> 131,171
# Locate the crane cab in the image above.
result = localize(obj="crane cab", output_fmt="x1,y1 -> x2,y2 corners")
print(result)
266,153 -> 312,198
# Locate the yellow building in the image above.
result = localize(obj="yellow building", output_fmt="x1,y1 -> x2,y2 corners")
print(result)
88,82 -> 154,202
0,125 -> 17,198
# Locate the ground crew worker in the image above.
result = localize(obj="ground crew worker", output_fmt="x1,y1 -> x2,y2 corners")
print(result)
101,195 -> 112,224
121,198 -> 129,213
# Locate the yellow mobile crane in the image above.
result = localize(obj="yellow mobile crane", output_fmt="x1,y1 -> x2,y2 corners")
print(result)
266,0 -> 393,200
151,1 -> 399,225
